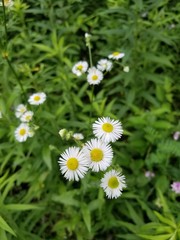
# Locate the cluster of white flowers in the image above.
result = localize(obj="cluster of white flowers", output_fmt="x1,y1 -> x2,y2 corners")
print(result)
14,92 -> 46,142
72,38 -> 126,86
58,117 -> 126,199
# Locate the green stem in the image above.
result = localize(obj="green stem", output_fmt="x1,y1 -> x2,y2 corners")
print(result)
2,1 -> 26,102
2,0 -> 8,47
88,45 -> 93,68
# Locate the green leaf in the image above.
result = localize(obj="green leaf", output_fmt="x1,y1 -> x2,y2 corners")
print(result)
42,146 -> 52,170
81,203 -> 91,232
154,211 -> 176,228
138,233 -> 173,240
0,216 -> 16,236
4,204 -> 41,211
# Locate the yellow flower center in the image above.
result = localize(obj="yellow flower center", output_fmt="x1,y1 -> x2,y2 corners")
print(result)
19,128 -> 26,136
25,115 -> 31,121
113,52 -> 120,56
20,108 -> 26,113
67,158 -> 79,170
90,148 -> 104,162
4,0 -> 9,4
108,176 -> 119,188
34,95 -> 40,101
102,123 -> 113,133
92,75 -> 98,81
76,65 -> 83,71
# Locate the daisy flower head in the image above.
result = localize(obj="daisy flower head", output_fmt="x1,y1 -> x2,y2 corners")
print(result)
20,111 -> 34,122
171,182 -> 180,194
14,123 -> 30,142
108,51 -> 125,60
72,61 -> 88,76
73,133 -> 84,140
82,138 -> 113,172
0,0 -> 14,7
93,117 -> 123,143
15,104 -> 27,118
28,92 -> 46,105
100,169 -> 126,199
87,67 -> 103,85
58,147 -> 89,181
97,59 -> 113,72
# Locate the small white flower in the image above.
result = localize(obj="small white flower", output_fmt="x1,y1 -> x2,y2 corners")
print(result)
14,123 -> 30,142
28,92 -> 46,105
73,133 -> 84,140
97,59 -> 113,72
173,131 -> 180,141
87,67 -> 103,85
145,171 -> 155,179
108,51 -> 125,60
123,66 -> 130,72
93,117 -> 123,143
83,138 -> 113,172
0,0 -> 14,7
85,33 -> 91,39
58,147 -> 89,181
15,104 -> 27,118
72,61 -> 88,76
20,111 -> 34,122
100,170 -> 126,199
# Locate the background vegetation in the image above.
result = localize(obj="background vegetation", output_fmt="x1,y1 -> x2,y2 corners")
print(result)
0,0 -> 180,239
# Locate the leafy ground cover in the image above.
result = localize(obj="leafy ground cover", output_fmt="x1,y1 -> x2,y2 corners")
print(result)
0,0 -> 180,239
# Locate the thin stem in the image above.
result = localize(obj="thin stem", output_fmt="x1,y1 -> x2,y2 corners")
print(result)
88,45 -> 93,68
6,57 -> 27,101
2,0 -> 8,47
2,1 -> 27,102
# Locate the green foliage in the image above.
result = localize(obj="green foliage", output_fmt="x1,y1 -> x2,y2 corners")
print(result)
0,0 -> 180,239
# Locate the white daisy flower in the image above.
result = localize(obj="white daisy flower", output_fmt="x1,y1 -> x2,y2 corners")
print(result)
58,147 -> 89,181
73,133 -> 84,140
15,104 -> 27,118
0,0 -> 14,7
72,61 -> 88,76
82,138 -> 113,172
14,123 -> 30,142
97,59 -> 113,72
28,92 -> 46,105
87,67 -> 103,85
20,111 -> 34,122
100,170 -> 126,199
108,51 -> 125,60
92,117 -> 123,143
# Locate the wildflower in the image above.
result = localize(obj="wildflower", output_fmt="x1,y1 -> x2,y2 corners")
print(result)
87,67 -> 103,85
100,170 -> 126,199
83,138 -> 113,172
14,123 -> 30,142
171,182 -> 180,194
20,111 -> 34,122
0,0 -> 14,7
15,104 -> 27,118
28,92 -> 46,105
59,129 -> 68,139
73,133 -> 84,140
173,131 -> 180,141
93,117 -> 123,143
97,59 -> 113,72
145,171 -> 155,179
108,51 -> 125,60
85,33 -> 91,47
123,66 -> 130,72
72,61 -> 88,76
58,147 -> 89,181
